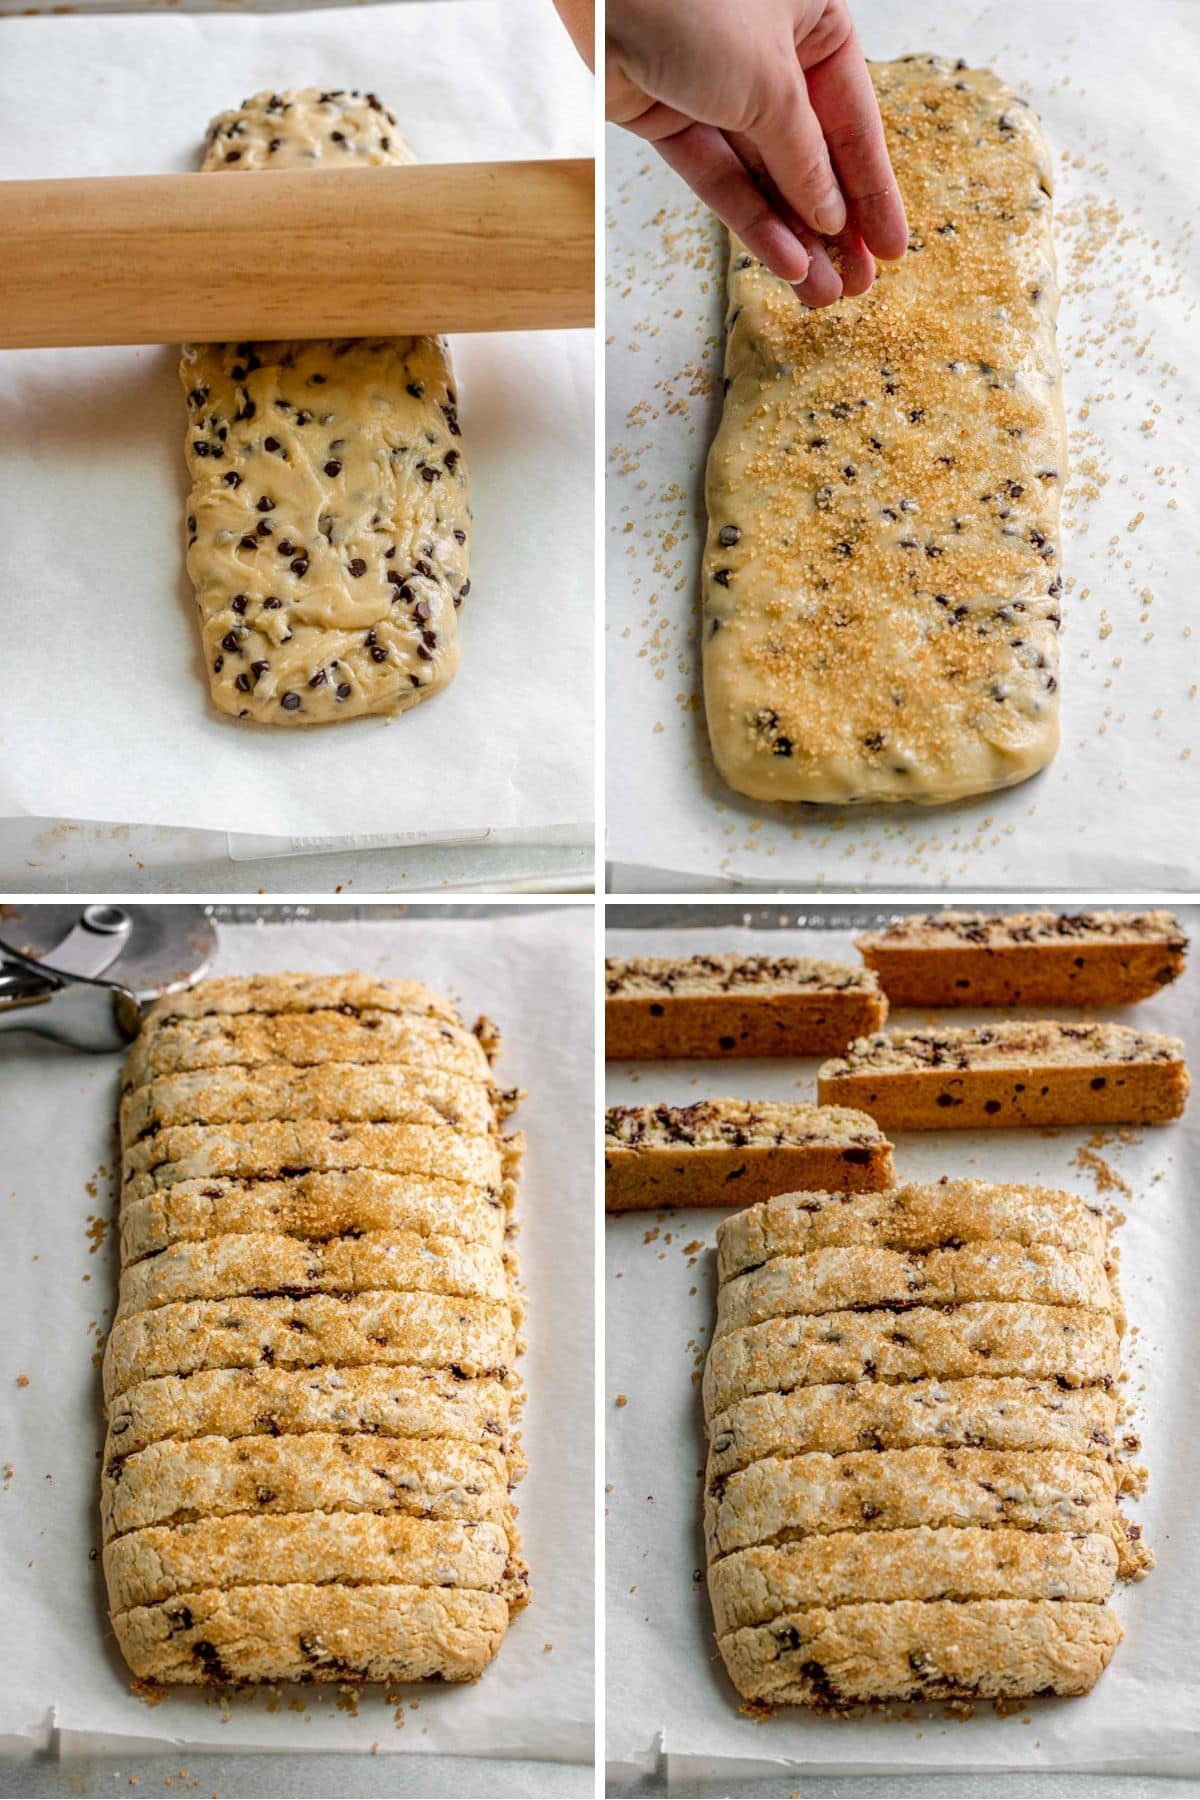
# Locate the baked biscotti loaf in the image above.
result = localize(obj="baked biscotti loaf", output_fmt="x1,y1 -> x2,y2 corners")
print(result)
702,59 -> 1066,806
105,971 -> 526,1687
856,909 -> 1188,1007
604,1100 -> 895,1212
703,1180 -> 1146,1707
182,90 -> 468,726
818,1022 -> 1190,1129
604,954 -> 886,1059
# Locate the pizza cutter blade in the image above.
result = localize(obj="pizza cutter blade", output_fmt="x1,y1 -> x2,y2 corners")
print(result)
0,904 -> 216,1051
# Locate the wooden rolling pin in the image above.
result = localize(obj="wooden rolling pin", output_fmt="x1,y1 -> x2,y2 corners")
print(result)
0,159 -> 594,347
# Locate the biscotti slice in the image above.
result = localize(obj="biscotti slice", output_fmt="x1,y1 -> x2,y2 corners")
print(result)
103,1290 -> 518,1403
709,1526 -> 1117,1633
116,1229 -> 509,1320
107,1364 -> 516,1463
717,1180 -> 1108,1281
102,1432 -> 511,1539
604,1100 -> 894,1212
113,1583 -> 508,1685
140,973 -> 460,1033
122,1120 -> 507,1200
857,909 -> 1188,1007
123,1008 -> 492,1089
702,59 -> 1065,806
818,1022 -> 1190,1128
718,1599 -> 1121,1708
715,1241 -> 1115,1336
104,1512 -> 514,1611
120,1170 -> 511,1264
182,90 -> 467,726
703,1301 -> 1120,1419
704,1446 -> 1115,1558
604,954 -> 886,1059
705,1376 -> 1121,1480
121,1063 -> 501,1144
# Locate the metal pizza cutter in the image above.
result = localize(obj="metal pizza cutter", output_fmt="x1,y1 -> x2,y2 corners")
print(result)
0,904 -> 216,1052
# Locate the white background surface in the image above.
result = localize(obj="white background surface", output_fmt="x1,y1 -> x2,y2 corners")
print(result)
0,906 -> 594,1763
605,0 -> 1200,891
0,0 -> 594,849
605,908 -> 1200,1781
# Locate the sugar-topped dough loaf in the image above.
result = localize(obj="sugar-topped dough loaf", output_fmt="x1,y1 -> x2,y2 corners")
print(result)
182,90 -> 468,725
702,59 -> 1065,804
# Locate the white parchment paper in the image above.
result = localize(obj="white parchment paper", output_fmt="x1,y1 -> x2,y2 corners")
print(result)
0,0 -> 593,840
605,0 -> 1199,890
0,906 -> 594,1759
605,909 -> 1200,1778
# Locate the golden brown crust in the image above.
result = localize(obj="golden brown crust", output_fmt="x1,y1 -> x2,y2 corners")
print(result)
604,955 -> 886,1058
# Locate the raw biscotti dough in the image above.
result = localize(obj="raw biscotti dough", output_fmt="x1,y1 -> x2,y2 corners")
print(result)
702,59 -> 1066,804
181,90 -> 469,725
104,972 -> 526,1687
703,1182 -> 1147,1707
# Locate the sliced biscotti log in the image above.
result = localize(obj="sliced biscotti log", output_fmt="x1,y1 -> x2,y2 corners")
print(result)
856,909 -> 1188,1007
122,1120 -> 512,1201
709,1525 -> 1117,1633
715,1242 -> 1116,1336
102,1432 -> 512,1540
604,955 -> 886,1059
116,1230 -> 510,1320
705,1376 -> 1121,1480
818,1022 -> 1190,1129
717,1180 -> 1108,1283
112,1582 -> 510,1685
604,1101 -> 894,1212
121,1063 -> 503,1145
123,1008 -> 492,1089
103,1291 -> 518,1404
106,1364 -> 517,1463
704,1446 -> 1116,1559
703,1301 -> 1120,1420
120,1170 -> 512,1264
718,1598 -> 1122,1707
105,1512 -> 514,1611
139,974 -> 461,1034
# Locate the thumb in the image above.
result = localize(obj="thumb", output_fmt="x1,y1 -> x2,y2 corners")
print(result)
753,65 -> 847,238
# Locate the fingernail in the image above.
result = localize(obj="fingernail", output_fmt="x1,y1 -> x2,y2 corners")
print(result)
814,186 -> 846,236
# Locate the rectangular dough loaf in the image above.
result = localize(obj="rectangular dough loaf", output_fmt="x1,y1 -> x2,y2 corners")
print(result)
104,971 -> 526,1686
703,1181 -> 1146,1707
181,90 -> 469,725
702,58 -> 1065,803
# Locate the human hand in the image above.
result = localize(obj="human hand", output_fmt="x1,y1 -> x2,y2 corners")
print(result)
605,0 -> 908,306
